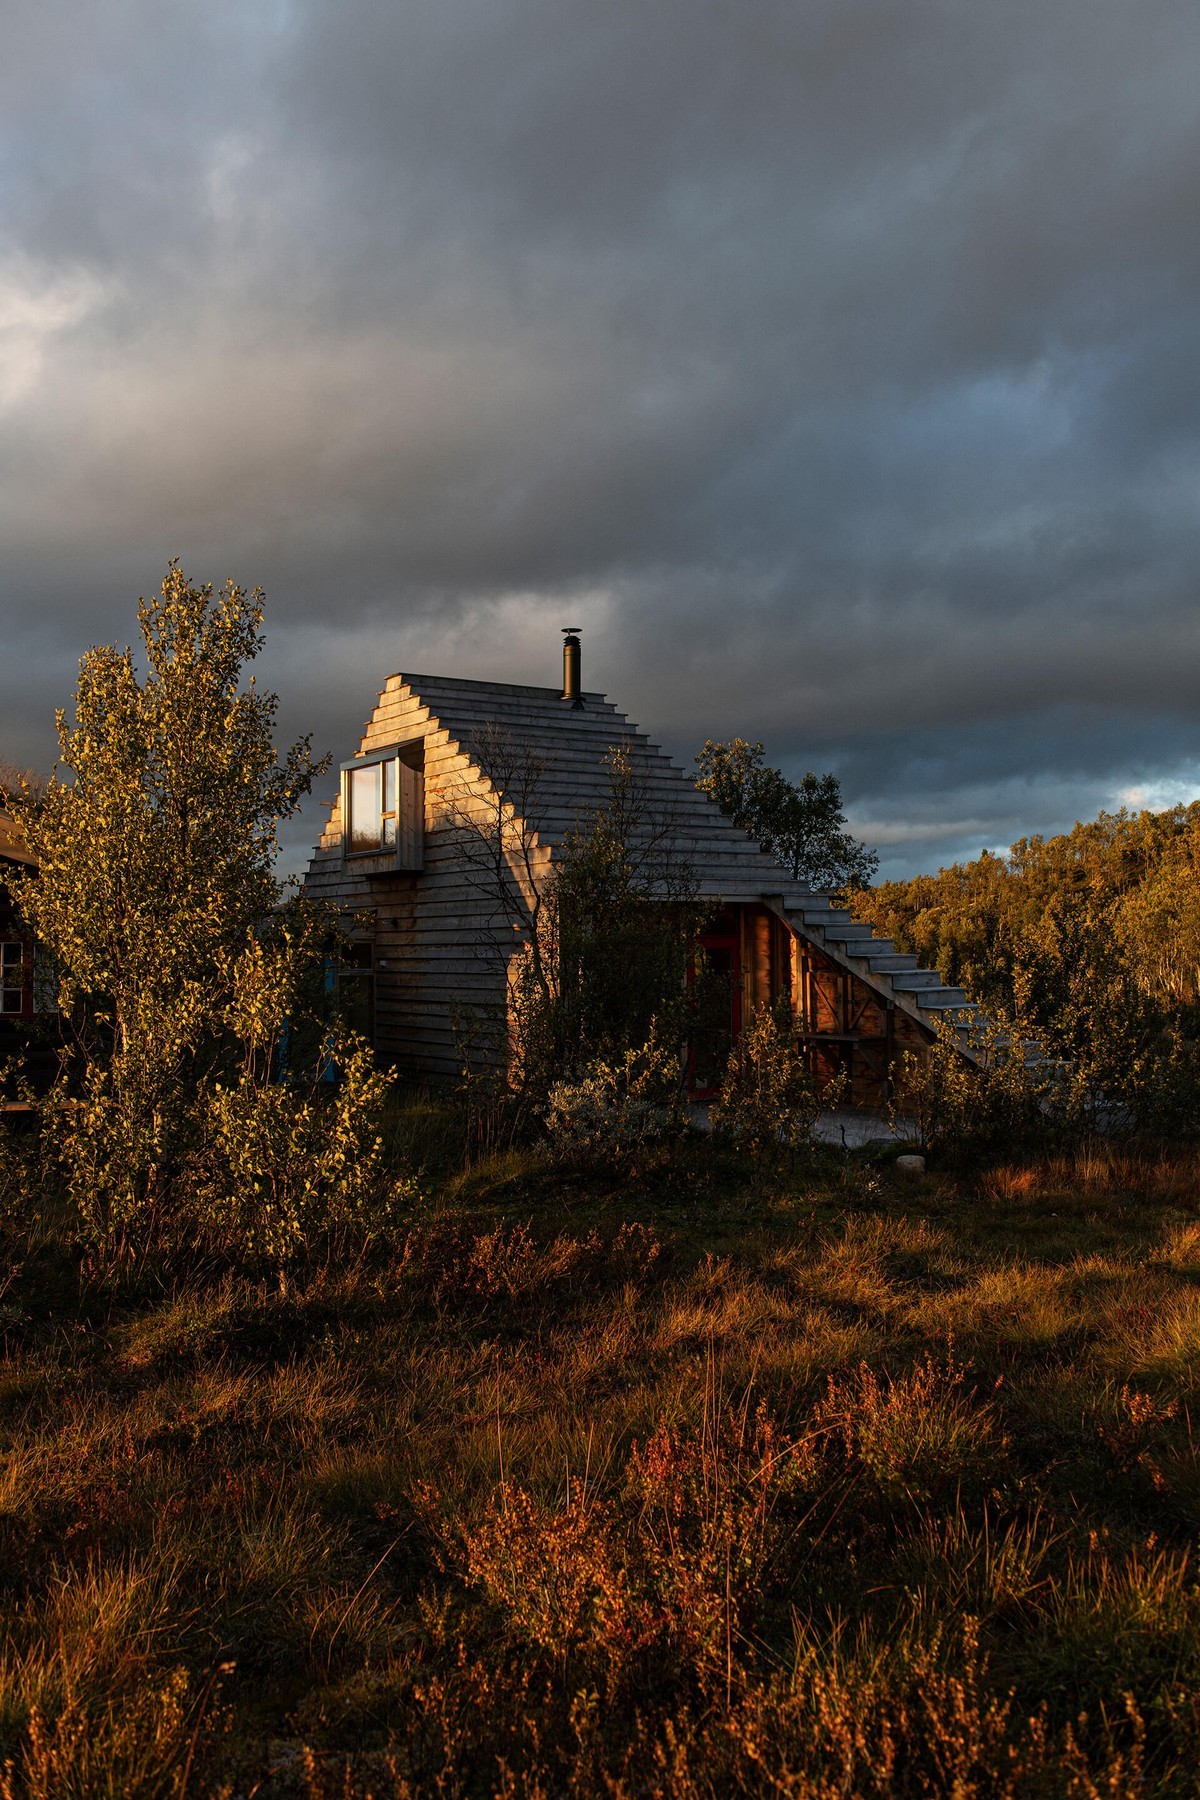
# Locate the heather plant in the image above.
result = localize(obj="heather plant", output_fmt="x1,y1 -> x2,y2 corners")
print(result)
452,1394 -> 817,1699
5,1137 -> 1200,1791
819,1350 -> 1006,1510
0,1661 -> 232,1800
398,1215 -> 663,1313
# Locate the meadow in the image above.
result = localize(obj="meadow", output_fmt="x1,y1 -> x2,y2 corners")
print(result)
4,1114 -> 1200,1797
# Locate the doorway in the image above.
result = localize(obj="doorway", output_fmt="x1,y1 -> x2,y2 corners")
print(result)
688,913 -> 742,1097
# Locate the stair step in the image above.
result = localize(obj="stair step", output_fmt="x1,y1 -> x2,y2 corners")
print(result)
820,925 -> 879,946
889,971 -> 944,990
913,988 -> 973,1010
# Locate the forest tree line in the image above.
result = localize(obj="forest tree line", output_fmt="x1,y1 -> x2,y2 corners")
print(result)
854,805 -> 1200,1100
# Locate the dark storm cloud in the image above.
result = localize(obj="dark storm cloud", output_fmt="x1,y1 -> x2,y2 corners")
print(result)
2,0 -> 1199,876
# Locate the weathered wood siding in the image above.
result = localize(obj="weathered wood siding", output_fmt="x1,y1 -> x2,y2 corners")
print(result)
305,679 -> 534,1077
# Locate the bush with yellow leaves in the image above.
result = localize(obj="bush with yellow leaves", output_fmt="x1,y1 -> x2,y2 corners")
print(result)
204,1035 -> 420,1265
11,565 -> 421,1264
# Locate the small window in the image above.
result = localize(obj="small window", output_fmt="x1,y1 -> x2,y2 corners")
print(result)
342,746 -> 424,870
336,942 -> 375,1042
1,941 -> 24,1015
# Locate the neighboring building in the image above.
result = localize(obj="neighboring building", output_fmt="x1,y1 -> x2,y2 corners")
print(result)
0,804 -> 38,1032
0,803 -> 57,1097
304,636 -> 980,1102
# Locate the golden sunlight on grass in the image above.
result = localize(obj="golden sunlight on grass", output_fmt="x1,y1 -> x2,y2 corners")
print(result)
5,1132 -> 1200,1791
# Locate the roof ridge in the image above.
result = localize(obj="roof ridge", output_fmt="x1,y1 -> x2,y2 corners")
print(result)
393,672 -> 612,704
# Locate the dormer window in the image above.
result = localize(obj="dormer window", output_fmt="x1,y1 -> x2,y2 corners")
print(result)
348,760 -> 397,852
341,743 -> 424,870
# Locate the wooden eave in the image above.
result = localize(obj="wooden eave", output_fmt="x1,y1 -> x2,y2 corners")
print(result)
0,810 -> 35,872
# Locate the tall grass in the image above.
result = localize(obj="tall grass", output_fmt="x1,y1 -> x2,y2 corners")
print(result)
3,1133 -> 1200,1791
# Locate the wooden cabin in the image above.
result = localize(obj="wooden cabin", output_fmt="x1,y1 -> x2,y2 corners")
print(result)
304,636 -> 981,1102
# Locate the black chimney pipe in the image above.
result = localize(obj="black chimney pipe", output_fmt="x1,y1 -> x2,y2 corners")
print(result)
561,628 -> 583,707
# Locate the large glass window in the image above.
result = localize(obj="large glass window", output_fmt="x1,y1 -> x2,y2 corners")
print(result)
342,747 -> 424,869
347,759 -> 398,853
0,941 -> 24,1015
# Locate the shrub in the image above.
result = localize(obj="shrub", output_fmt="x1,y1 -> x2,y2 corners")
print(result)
442,1394 -> 821,1702
893,1013 -> 1061,1160
894,1005 -> 1200,1160
0,1111 -> 39,1249
12,567 -> 327,1247
449,734 -> 706,1108
202,1036 -> 420,1265
710,1004 -> 835,1158
544,1028 -> 687,1172
8,568 -> 431,1266
41,1044 -> 218,1254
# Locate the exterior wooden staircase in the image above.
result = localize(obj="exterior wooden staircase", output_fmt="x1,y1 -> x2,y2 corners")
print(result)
775,893 -> 1047,1072
773,892 -> 987,1060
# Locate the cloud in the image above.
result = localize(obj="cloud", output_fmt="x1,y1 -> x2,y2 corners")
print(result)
2,0 -> 1199,879
0,256 -> 112,413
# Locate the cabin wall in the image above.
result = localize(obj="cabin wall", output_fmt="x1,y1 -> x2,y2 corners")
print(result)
305,678 -> 546,1080
731,902 -> 933,1108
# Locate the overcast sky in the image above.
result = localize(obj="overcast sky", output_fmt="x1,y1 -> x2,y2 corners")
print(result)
3,0 -> 1199,878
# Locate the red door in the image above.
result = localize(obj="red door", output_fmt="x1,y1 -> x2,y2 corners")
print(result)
688,914 -> 742,1097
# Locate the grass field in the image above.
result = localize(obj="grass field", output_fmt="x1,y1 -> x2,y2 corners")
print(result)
4,1117 -> 1200,1794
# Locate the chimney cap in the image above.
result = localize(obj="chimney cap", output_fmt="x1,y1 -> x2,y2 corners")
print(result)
561,625 -> 583,707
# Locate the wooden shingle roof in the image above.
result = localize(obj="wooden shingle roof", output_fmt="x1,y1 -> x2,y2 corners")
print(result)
389,672 -> 804,902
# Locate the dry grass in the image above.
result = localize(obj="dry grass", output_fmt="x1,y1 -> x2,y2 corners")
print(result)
4,1133 -> 1200,1792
